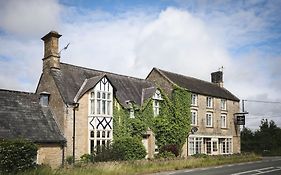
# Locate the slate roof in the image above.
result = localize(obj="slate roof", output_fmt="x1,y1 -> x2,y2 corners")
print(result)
50,63 -> 155,108
153,68 -> 239,101
0,89 -> 65,143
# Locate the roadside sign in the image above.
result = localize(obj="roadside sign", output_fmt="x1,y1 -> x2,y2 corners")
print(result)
237,115 -> 245,125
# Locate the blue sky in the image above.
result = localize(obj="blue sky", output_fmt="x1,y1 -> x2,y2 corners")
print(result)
0,0 -> 281,129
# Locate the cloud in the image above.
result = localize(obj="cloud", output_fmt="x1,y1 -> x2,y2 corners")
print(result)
0,0 -> 61,38
0,1 -> 280,128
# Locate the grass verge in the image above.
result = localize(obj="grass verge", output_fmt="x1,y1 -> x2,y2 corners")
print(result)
19,153 -> 261,175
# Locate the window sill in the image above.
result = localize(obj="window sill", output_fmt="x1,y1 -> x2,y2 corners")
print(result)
221,127 -> 228,130
206,126 -> 213,128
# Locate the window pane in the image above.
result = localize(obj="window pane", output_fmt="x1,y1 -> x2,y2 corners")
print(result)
102,131 -> 105,138
107,131 -> 110,138
107,101 -> 111,115
90,131 -> 94,138
97,131 -> 100,138
91,100 -> 95,114
107,93 -> 111,99
91,92 -> 95,98
102,92 -> 106,99
102,100 -> 106,114
97,100 -> 101,114
97,92 -> 100,98
90,140 -> 95,154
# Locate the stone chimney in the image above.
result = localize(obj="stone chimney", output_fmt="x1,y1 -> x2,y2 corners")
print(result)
41,31 -> 61,71
211,71 -> 223,87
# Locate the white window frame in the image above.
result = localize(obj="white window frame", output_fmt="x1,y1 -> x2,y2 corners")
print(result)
221,114 -> 227,128
188,137 -> 202,155
220,138 -> 232,154
153,90 -> 162,116
191,110 -> 198,126
206,97 -> 213,108
206,113 -> 213,127
221,99 -> 227,110
191,94 -> 198,106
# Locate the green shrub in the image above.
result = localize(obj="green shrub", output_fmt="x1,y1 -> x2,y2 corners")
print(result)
94,144 -> 114,162
66,156 -> 73,165
112,137 -> 146,161
0,139 -> 38,174
155,151 -> 176,159
159,144 -> 179,157
192,153 -> 208,158
80,154 -> 93,163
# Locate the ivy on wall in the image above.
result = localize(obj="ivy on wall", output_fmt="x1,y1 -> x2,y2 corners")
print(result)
113,86 -> 191,155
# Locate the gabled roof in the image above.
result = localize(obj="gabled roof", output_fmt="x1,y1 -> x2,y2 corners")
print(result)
51,63 -> 155,108
0,89 -> 65,143
152,68 -> 239,101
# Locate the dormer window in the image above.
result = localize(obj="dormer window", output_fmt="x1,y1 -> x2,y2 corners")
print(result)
153,90 -> 162,116
39,92 -> 50,107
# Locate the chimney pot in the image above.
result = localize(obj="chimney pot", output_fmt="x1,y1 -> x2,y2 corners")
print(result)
211,71 -> 223,87
41,31 -> 62,71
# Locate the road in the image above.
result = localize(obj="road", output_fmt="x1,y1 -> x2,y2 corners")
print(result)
154,157 -> 281,175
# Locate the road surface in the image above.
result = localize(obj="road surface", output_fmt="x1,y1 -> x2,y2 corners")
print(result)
154,157 -> 281,175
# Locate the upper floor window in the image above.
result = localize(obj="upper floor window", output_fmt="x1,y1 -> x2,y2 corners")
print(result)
221,99 -> 227,110
221,114 -> 227,128
153,90 -> 162,116
206,113 -> 213,127
191,94 -> 198,106
89,77 -> 113,116
191,110 -> 198,126
206,97 -> 213,108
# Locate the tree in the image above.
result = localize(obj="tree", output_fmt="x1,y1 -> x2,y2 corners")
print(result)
241,119 -> 281,155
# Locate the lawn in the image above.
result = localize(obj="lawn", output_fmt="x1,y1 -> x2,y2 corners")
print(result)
20,153 -> 261,175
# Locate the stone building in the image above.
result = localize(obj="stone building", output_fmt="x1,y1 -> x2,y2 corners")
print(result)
0,31 -> 240,167
146,68 -> 240,156
0,89 -> 65,168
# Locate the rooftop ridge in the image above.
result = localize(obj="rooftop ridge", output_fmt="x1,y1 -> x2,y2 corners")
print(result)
60,62 -> 148,82
0,88 -> 35,95
157,68 -> 221,88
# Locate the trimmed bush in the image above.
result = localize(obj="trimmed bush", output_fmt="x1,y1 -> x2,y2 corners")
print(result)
80,154 -> 93,163
112,137 -> 146,161
0,139 -> 38,174
159,144 -> 180,157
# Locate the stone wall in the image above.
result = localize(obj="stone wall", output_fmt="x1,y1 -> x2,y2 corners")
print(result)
37,143 -> 63,168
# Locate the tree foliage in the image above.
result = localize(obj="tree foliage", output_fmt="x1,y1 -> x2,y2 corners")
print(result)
241,119 -> 281,155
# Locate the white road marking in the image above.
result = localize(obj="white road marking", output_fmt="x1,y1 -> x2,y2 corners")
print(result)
231,167 -> 275,175
254,167 -> 281,175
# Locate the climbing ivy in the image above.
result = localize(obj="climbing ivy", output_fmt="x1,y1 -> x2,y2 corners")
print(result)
113,86 -> 191,156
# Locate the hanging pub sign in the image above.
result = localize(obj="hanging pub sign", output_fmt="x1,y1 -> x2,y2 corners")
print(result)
236,115 -> 245,125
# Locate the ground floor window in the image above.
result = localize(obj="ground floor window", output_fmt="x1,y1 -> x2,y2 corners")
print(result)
188,137 -> 202,155
220,138 -> 232,154
188,136 -> 232,155
90,129 -> 112,153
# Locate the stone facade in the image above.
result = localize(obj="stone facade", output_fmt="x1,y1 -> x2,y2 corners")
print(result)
146,68 -> 241,156
34,31 -> 241,166
37,144 -> 64,168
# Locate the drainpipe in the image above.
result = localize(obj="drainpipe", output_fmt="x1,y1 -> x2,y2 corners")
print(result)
72,102 -> 79,164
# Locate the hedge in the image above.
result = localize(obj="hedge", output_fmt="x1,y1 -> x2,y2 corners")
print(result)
0,139 -> 38,174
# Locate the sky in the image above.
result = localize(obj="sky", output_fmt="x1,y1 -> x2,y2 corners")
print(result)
0,0 -> 281,129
